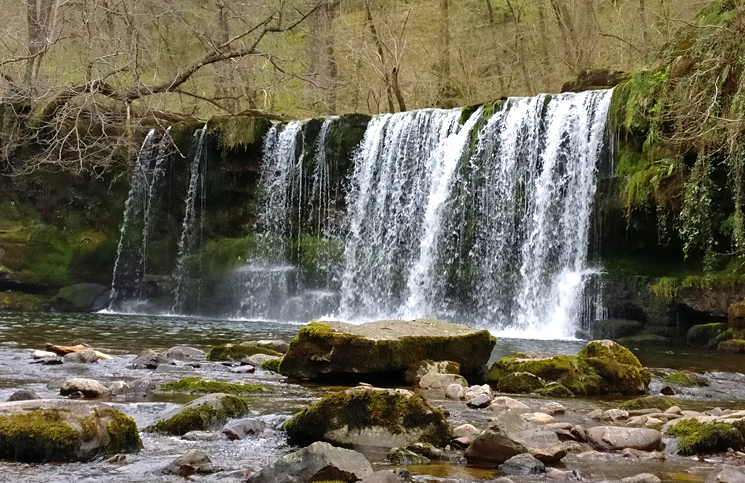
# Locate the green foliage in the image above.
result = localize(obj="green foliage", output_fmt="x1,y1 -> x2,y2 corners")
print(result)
159,377 -> 266,395
202,236 -> 257,279
207,116 -> 273,153
260,358 -> 282,372
650,277 -> 679,303
667,418 -> 745,455
206,344 -> 282,361
0,292 -> 50,311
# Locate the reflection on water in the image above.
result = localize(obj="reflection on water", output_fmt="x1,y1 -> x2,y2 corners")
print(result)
0,312 -> 303,353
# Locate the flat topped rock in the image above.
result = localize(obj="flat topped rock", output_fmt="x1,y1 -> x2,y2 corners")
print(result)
321,319 -> 484,341
279,319 -> 496,382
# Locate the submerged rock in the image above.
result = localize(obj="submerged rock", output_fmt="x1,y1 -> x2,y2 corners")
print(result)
387,447 -> 430,465
130,349 -> 174,369
146,393 -> 250,436
163,448 -> 215,477
587,426 -> 663,451
247,441 -> 373,483
465,411 -> 566,465
222,418 -> 266,440
165,346 -> 206,361
499,452 -> 546,475
279,319 -> 496,382
6,389 -> 40,402
285,386 -> 451,449
63,348 -> 98,364
60,378 -> 112,399
109,378 -> 156,400
0,399 -> 141,462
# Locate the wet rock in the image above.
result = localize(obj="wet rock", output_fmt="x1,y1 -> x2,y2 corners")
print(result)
60,378 -> 112,399
547,422 -> 573,431
55,283 -> 110,312
718,340 -> 745,354
488,396 -> 531,414
247,441 -> 373,483
387,447 -> 430,465
467,393 -> 491,409
31,350 -> 57,359
621,473 -> 662,483
541,402 -> 566,415
451,436 -> 475,449
453,424 -> 480,438
523,412 -> 557,425
46,343 -> 89,355
587,409 -> 609,421
279,319 -> 495,382
666,418 -> 745,455
182,431 -> 226,441
6,389 -> 40,402
147,393 -> 251,436
688,323 -> 728,349
729,302 -> 745,329
31,356 -> 63,365
165,346 -> 205,361
285,387 -> 451,449
394,468 -> 412,481
108,378 -> 156,400
405,360 -> 460,384
0,399 -> 141,462
706,464 -> 745,483
465,411 -> 566,464
241,339 -> 290,354
244,353 -> 280,368
589,319 -> 644,340
465,384 -> 493,399
570,425 -> 587,442
420,372 -> 469,391
222,418 -> 266,440
445,383 -> 465,400
666,406 -> 682,414
499,452 -> 546,475
606,409 -> 629,421
230,365 -> 256,374
63,348 -> 98,364
360,470 -> 401,483
163,448 -> 215,477
587,426 -> 662,451
660,385 -> 676,395
130,349 -> 174,369
497,371 -> 545,393
547,469 -> 581,480
621,448 -> 665,460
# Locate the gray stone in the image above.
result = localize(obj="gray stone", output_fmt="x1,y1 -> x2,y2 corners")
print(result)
467,393 -> 491,409
165,346 -> 205,361
707,465 -> 745,483
445,383 -> 465,400
55,283 -> 110,312
587,426 -> 662,451
405,360 -> 461,384
465,384 -> 493,400
621,473 -> 662,483
31,350 -> 57,359
419,372 -> 468,390
230,365 -> 256,374
109,378 -> 156,400
130,349 -> 174,369
32,356 -> 63,365
590,319 -> 644,340
488,396 -> 531,414
60,378 -> 111,399
0,399 -> 141,462
241,339 -> 290,354
451,436 -> 475,449
181,431 -> 226,441
499,453 -> 546,475
247,441 -> 373,483
541,402 -> 566,415
360,471 -> 401,483
63,348 -> 98,364
387,447 -> 429,466
453,424 -> 480,438
570,425 -> 587,442
465,411 -> 566,464
6,389 -> 40,402
163,449 -> 215,477
245,353 -> 281,368
223,418 -> 266,440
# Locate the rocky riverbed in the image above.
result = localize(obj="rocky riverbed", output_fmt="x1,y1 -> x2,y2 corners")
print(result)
2,314 -> 745,483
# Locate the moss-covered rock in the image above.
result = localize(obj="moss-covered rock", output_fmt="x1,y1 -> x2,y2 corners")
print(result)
284,387 -> 451,449
261,358 -> 282,373
207,115 -> 273,153
496,372 -> 545,394
533,383 -> 574,398
664,372 -> 710,387
718,339 -> 745,353
687,323 -> 728,349
279,319 -> 495,382
158,377 -> 266,395
0,291 -> 50,311
0,399 -> 141,462
667,418 -> 745,455
486,340 -> 650,396
620,396 -> 678,411
404,360 -> 460,384
147,393 -> 250,436
206,344 -> 281,361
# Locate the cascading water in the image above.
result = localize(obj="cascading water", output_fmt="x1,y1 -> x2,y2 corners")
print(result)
337,90 -> 612,337
108,130 -> 157,311
171,125 -> 208,314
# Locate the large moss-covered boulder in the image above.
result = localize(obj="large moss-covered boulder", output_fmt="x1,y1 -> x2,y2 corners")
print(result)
284,387 -> 451,450
666,418 -> 745,455
146,393 -> 250,436
279,319 -> 496,382
0,399 -> 141,462
486,340 -> 650,396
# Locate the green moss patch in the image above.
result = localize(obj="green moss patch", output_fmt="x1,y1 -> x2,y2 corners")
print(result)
206,344 -> 281,361
496,372 -> 545,394
667,418 -> 745,455
284,388 -> 451,448
718,339 -> 745,353
147,395 -> 250,436
664,372 -> 710,387
260,358 -> 281,373
620,396 -> 678,411
159,377 -> 266,395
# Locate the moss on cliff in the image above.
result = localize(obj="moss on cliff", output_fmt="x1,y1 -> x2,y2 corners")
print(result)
207,115 -> 273,153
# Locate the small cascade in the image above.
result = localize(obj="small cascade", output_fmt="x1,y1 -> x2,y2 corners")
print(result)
108,130 -> 158,311
171,125 -> 208,314
142,127 -> 174,285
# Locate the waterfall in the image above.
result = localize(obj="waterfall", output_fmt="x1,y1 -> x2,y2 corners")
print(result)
171,125 -> 208,314
108,130 -> 157,311
338,90 -> 612,337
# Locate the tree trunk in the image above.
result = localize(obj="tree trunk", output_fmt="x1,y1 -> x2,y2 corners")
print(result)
25,0 -> 57,87
437,0 -> 452,106
639,0 -> 649,59
364,1 -> 395,113
304,1 -> 339,115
